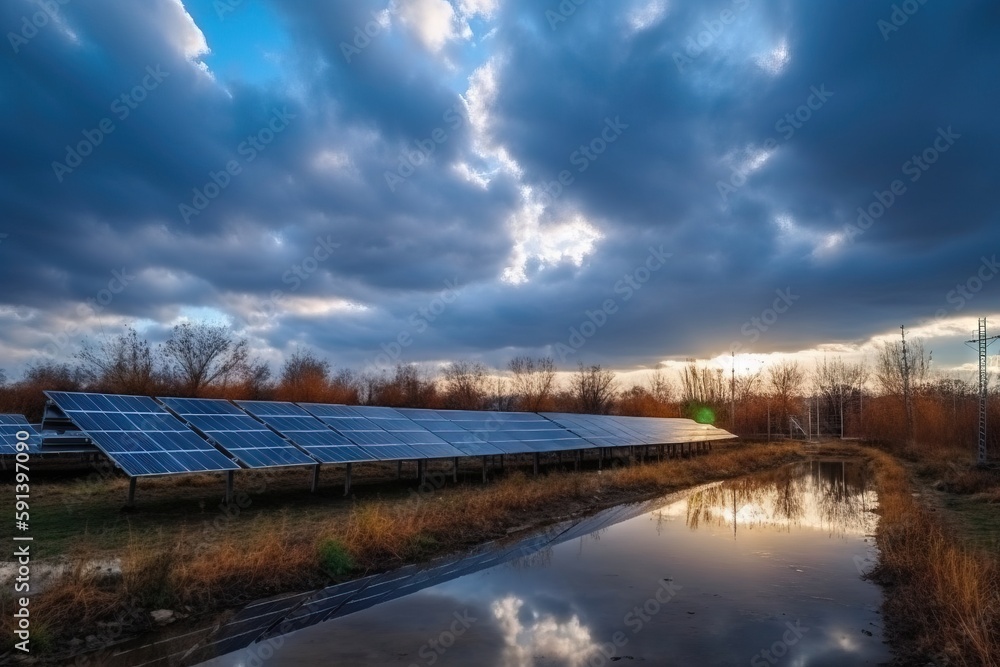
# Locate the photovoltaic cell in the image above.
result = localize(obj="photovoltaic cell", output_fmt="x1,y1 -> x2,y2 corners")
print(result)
44,391 -> 240,477
235,401 -> 376,464
0,415 -> 41,455
159,397 -> 317,469
297,404 -> 423,461
394,408 -> 506,456
348,406 -> 466,459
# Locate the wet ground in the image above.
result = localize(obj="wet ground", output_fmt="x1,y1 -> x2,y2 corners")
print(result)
193,458 -> 888,667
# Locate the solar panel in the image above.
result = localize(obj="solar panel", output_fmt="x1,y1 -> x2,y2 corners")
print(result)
541,413 -> 645,448
0,415 -> 42,455
347,406 -> 466,459
235,401 -> 376,464
159,397 -> 317,469
44,392 -> 240,477
395,408 -> 506,457
298,404 -> 423,461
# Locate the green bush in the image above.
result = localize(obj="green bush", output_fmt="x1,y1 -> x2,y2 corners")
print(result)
317,539 -> 354,576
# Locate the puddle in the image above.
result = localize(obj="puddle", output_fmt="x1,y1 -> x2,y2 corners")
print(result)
111,459 -> 889,666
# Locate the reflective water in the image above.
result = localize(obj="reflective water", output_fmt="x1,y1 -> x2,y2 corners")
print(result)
202,460 -> 888,666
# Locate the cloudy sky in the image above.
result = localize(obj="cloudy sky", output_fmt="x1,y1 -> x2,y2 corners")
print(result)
1,0 -> 998,382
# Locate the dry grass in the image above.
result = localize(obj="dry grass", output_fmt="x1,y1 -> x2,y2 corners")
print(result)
1,443 -> 804,655
867,448 -> 1000,666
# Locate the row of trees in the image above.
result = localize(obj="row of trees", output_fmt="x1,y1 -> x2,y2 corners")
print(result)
0,324 -> 995,453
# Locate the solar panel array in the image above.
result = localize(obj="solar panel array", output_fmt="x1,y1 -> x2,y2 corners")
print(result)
159,397 -> 317,469
0,415 -> 41,455
41,391 -> 735,478
43,392 -> 240,476
235,401 -> 376,464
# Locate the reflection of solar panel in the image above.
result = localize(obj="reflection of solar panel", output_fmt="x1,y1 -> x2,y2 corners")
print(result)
159,397 -> 317,469
298,404 -> 421,461
348,406 -> 465,459
235,401 -> 376,464
0,415 -> 41,454
44,391 -> 240,477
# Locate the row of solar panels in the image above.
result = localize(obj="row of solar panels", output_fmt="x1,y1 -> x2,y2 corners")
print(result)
0,392 -> 735,478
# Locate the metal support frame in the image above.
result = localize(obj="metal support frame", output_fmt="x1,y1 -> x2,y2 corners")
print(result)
397,460 -> 403,479
482,456 -> 488,484
127,477 -> 137,506
417,459 -> 425,485
453,457 -> 459,483
966,318 -> 999,465
311,464 -> 320,493
344,463 -> 352,496
225,470 -> 234,506
533,452 -> 540,476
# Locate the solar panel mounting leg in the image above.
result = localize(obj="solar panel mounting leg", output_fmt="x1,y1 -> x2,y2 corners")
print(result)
453,457 -> 458,483
225,471 -> 234,506
598,448 -> 603,470
482,456 -> 487,484
127,477 -> 136,506
533,452 -> 540,476
397,460 -> 402,479
418,459 -> 425,485
344,463 -> 352,496
311,464 -> 320,493
575,450 -> 580,471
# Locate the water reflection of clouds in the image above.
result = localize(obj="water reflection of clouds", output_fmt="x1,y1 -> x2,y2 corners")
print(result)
492,596 -> 597,667
680,461 -> 878,537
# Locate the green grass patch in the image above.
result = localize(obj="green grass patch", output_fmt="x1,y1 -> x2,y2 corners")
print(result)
317,538 -> 354,576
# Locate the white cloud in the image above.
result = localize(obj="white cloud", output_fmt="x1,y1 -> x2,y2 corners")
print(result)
398,0 -> 460,52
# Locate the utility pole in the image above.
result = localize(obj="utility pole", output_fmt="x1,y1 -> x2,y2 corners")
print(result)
730,351 -> 736,431
901,325 -> 913,439
965,318 -> 999,465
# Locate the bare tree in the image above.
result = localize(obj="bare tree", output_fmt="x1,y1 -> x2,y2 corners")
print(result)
375,364 -> 436,407
77,326 -> 161,395
442,360 -> 490,410
647,368 -> 675,405
572,363 -> 618,414
162,323 -> 250,396
233,360 -> 273,400
874,338 -> 929,396
508,356 -> 557,411
276,348 -> 330,402
680,360 -> 725,404
768,360 -> 805,418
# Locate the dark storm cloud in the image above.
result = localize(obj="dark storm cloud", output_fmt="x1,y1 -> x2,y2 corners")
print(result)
0,0 -> 997,376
